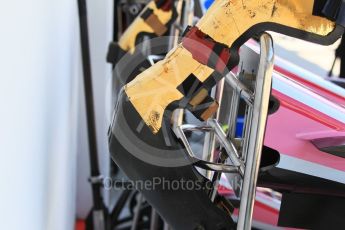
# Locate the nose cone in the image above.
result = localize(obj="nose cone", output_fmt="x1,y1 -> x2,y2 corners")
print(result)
108,91 -> 235,230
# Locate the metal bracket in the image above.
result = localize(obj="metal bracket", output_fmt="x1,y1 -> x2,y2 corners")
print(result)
173,33 -> 274,230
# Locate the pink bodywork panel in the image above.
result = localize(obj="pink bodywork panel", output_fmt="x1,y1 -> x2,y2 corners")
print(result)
265,76 -> 345,171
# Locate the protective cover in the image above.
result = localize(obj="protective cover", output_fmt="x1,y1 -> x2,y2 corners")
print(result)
109,0 -> 345,229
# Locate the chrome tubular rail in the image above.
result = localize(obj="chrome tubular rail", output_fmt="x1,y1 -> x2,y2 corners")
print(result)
237,33 -> 274,230
172,33 -> 274,229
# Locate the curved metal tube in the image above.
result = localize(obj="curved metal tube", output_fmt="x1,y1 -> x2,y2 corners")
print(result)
237,33 -> 275,230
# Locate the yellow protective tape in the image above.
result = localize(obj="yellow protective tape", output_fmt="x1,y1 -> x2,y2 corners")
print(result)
145,13 -> 168,36
126,0 -> 335,133
200,101 -> 219,121
118,0 -> 173,53
197,0 -> 334,47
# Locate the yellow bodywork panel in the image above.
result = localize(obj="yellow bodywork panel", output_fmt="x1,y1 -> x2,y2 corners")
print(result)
125,0 -> 336,134
197,0 -> 334,46
125,45 -> 213,133
118,1 -> 173,53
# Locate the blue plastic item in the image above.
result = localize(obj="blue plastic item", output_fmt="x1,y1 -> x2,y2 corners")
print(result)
204,0 -> 215,9
236,117 -> 244,137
